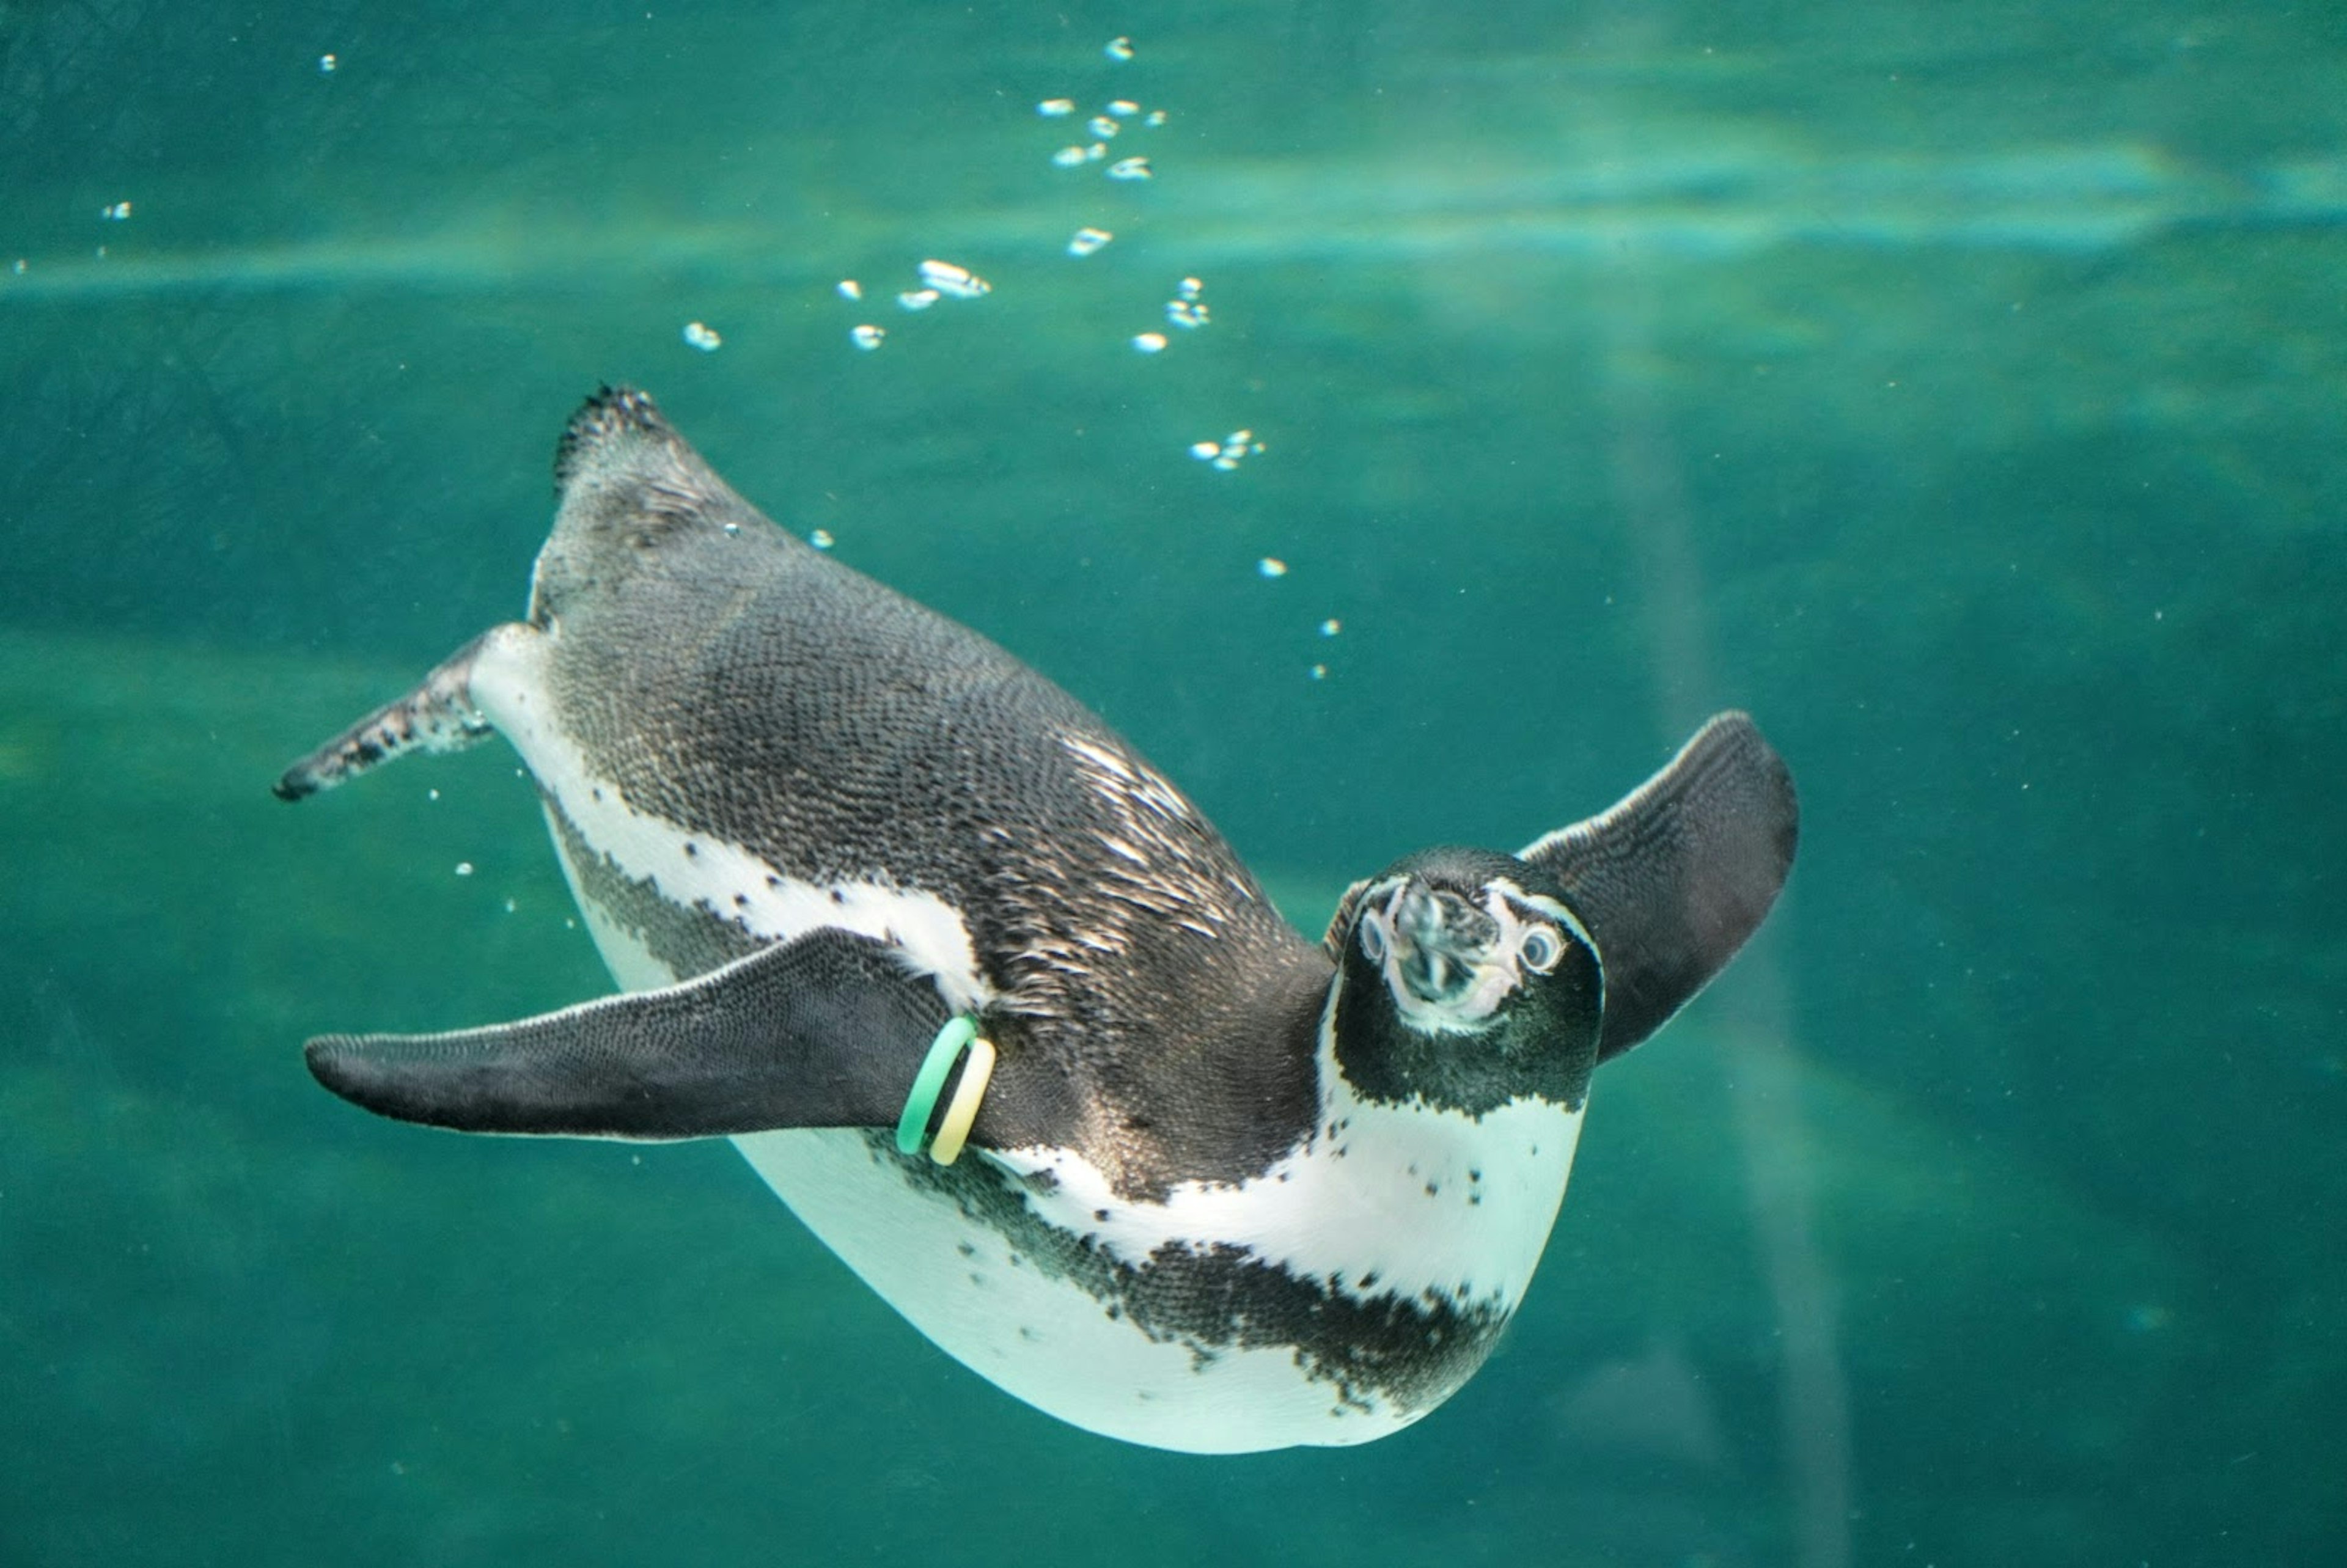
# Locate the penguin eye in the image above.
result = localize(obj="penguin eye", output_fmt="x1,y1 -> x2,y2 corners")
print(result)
1519,925 -> 1564,974
1359,917 -> 1388,964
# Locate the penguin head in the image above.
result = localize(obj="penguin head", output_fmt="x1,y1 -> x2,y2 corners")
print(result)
1328,846 -> 1604,1115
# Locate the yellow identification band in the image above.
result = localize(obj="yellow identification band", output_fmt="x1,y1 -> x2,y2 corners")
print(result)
926,1035 -> 996,1167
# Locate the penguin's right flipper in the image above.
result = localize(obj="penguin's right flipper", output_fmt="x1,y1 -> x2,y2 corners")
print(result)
1518,711 -> 1798,1062
305,928 -> 954,1139
273,625 -> 537,801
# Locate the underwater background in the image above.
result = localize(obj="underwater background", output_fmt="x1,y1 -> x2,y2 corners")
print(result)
4,1 -> 2342,1563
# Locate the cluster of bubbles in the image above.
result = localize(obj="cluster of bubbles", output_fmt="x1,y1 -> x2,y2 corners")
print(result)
1193,429 -> 1266,472
1132,277 -> 1210,354
772,37 -> 1334,676
816,259 -> 994,353
1164,275 -> 1209,331
1042,93 -> 1165,183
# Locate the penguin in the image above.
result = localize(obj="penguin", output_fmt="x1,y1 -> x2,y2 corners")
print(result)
277,386 -> 1796,1455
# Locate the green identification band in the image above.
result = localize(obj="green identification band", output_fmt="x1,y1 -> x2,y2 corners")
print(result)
897,1015 -> 980,1158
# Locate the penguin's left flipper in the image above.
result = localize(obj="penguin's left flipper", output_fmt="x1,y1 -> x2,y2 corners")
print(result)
1518,711 -> 1798,1062
305,928 -> 955,1139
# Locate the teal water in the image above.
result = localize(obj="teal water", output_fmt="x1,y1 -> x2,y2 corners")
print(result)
4,1 -> 2342,1563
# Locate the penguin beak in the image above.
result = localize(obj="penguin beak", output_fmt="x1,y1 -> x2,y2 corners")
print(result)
1387,879 -> 1503,1006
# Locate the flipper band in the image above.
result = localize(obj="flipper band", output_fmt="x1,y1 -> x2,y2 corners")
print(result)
926,1035 -> 996,1166
897,1015 -> 979,1157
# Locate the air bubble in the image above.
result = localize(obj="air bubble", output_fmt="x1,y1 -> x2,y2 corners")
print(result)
1067,227 -> 1114,258
810,529 -> 836,549
1037,98 -> 1076,117
1104,36 -> 1135,61
1177,276 -> 1203,301
455,862 -> 475,877
1087,115 -> 1120,139
1145,109 -> 1169,127
1319,618 -> 1343,637
919,258 -> 991,298
1165,299 -> 1209,329
318,54 -> 338,74
1051,145 -> 1089,168
898,288 -> 940,311
1258,557 -> 1289,578
1106,156 -> 1153,181
850,323 -> 886,350
100,200 -> 132,221
1133,332 -> 1168,354
1309,664 -> 1328,681
681,321 -> 722,351
836,279 -> 863,301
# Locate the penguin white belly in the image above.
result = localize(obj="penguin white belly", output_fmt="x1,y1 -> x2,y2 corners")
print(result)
735,1130 -> 1394,1453
742,1096 -> 1582,1451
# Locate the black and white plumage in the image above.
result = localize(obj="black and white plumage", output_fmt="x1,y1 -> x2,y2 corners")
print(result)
278,387 -> 1797,1454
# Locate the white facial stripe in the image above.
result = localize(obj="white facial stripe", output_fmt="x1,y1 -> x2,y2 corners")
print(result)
1492,877 -> 1599,962
468,634 -> 991,1012
996,981 -> 1582,1310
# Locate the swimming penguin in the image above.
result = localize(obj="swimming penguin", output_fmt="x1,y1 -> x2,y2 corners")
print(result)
277,386 -> 1796,1455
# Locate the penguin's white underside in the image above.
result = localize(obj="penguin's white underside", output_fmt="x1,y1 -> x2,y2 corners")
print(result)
279,386 -> 1797,1454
